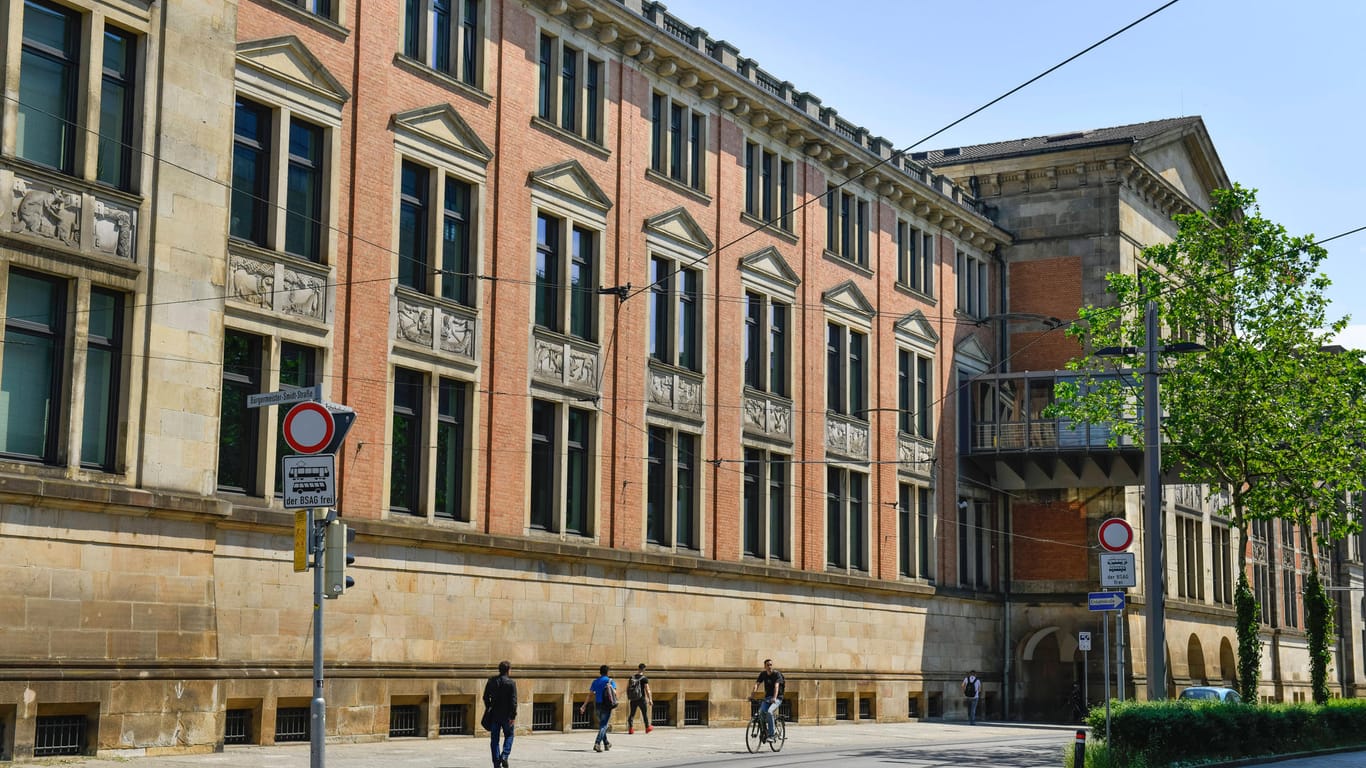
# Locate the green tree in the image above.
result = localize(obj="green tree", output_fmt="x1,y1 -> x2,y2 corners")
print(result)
1050,184 -> 1366,703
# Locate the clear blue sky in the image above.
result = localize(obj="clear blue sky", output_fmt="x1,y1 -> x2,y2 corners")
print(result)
659,0 -> 1366,346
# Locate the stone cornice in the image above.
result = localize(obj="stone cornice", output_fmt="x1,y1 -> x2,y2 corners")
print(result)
531,0 -> 1010,250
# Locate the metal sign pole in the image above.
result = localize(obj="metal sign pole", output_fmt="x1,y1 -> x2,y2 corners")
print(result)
1118,608 -> 1126,701
311,511 -> 327,768
1103,611 -> 1111,746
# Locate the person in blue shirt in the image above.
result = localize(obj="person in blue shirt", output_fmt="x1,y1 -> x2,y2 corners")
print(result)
579,665 -> 617,752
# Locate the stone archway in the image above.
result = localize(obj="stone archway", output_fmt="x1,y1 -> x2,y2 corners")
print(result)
1219,637 -> 1237,688
1019,626 -> 1069,722
1187,634 -> 1207,687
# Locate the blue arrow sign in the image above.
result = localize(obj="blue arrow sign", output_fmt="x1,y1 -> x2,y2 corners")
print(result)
1088,591 -> 1125,611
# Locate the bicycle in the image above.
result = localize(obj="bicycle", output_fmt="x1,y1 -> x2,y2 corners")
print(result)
745,700 -> 786,753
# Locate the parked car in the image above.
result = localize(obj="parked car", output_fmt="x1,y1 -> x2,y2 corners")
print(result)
1178,686 -> 1243,704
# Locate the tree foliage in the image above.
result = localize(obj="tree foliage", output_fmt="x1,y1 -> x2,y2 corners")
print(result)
1050,184 -> 1366,700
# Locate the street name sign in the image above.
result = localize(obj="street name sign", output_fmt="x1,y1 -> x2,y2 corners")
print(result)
247,385 -> 321,409
1088,591 -> 1125,612
282,454 -> 336,509
1100,552 -> 1137,588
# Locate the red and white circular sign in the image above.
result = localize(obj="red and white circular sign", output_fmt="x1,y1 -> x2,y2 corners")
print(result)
1098,517 -> 1134,553
283,401 -> 335,454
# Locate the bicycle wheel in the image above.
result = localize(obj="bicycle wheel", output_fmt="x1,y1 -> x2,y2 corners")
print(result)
768,717 -> 786,752
745,717 -> 762,753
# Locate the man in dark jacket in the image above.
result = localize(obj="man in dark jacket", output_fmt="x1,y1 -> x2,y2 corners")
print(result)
483,661 -> 517,768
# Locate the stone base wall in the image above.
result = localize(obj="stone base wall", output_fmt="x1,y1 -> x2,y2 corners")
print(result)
0,496 -> 1004,758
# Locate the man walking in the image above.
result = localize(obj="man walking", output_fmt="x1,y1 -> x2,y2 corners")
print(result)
626,663 -> 653,734
482,661 -> 517,768
579,665 -> 618,752
962,669 -> 981,725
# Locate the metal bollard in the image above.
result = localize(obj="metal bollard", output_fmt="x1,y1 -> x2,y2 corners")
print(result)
1073,729 -> 1087,767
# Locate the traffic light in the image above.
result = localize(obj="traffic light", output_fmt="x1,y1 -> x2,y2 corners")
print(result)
323,520 -> 355,598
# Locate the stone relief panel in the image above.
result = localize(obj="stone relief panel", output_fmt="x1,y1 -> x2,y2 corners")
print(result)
92,198 -> 136,260
742,392 -> 793,441
396,299 -> 434,347
10,176 -> 81,248
898,435 -> 934,478
227,254 -> 274,309
390,291 -> 478,364
279,268 -> 325,321
648,366 -> 703,419
532,330 -> 599,394
825,413 -> 870,460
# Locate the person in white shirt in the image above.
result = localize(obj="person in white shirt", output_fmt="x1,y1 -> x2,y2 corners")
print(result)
961,670 -> 981,725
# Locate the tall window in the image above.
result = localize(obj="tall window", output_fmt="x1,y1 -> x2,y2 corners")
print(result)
744,142 -> 793,231
1176,515 -> 1205,600
897,349 -> 933,438
286,0 -> 335,18
231,98 -> 329,262
18,1 -> 80,173
826,323 -> 867,417
826,468 -> 868,571
97,28 -> 136,189
285,121 -> 324,261
1211,524 -> 1233,605
1251,519 -> 1274,625
650,93 -> 705,190
826,187 -> 869,266
399,162 -> 431,292
272,343 -> 319,494
1,271 -> 66,462
743,448 -> 789,561
231,99 -> 271,247
896,221 -> 933,294
537,33 -> 602,143
535,213 -> 597,342
390,369 -> 424,514
647,427 -> 699,550
958,498 -> 993,589
956,250 -> 990,319
218,331 -> 263,493
744,293 -> 788,397
403,0 -> 482,86
435,379 -> 468,520
1281,522 -> 1299,628
530,400 -> 593,536
649,257 -> 699,371
898,483 -> 933,579
81,289 -> 124,470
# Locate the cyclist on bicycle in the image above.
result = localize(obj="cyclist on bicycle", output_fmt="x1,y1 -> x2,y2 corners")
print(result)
751,659 -> 785,743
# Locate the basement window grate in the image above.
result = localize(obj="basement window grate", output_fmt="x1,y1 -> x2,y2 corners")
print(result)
439,704 -> 468,735
684,699 -> 705,725
531,702 -> 557,732
224,709 -> 251,745
34,715 -> 86,757
389,704 -> 420,737
274,707 -> 310,742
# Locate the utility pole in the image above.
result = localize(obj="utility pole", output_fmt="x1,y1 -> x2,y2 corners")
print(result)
1144,299 -> 1167,702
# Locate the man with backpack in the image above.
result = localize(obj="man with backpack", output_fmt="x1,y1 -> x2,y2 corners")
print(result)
962,670 -> 981,725
579,665 -> 618,752
626,663 -> 653,734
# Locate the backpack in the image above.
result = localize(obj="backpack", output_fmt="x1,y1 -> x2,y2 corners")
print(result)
627,675 -> 644,702
964,677 -> 978,698
603,680 -> 618,709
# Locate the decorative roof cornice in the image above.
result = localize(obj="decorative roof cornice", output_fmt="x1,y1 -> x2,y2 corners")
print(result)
531,0 -> 1011,250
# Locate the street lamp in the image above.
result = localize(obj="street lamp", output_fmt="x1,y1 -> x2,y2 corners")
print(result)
1096,300 -> 1204,701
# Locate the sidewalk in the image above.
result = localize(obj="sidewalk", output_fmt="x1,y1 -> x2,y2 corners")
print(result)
49,720 -> 1078,768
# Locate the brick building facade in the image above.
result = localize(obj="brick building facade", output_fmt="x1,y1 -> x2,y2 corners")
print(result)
0,0 -> 1352,759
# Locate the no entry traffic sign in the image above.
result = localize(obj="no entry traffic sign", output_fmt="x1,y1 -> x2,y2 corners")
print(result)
1098,517 -> 1134,553
283,401 -> 335,454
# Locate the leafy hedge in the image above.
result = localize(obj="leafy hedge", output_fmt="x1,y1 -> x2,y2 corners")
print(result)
1083,698 -> 1366,766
